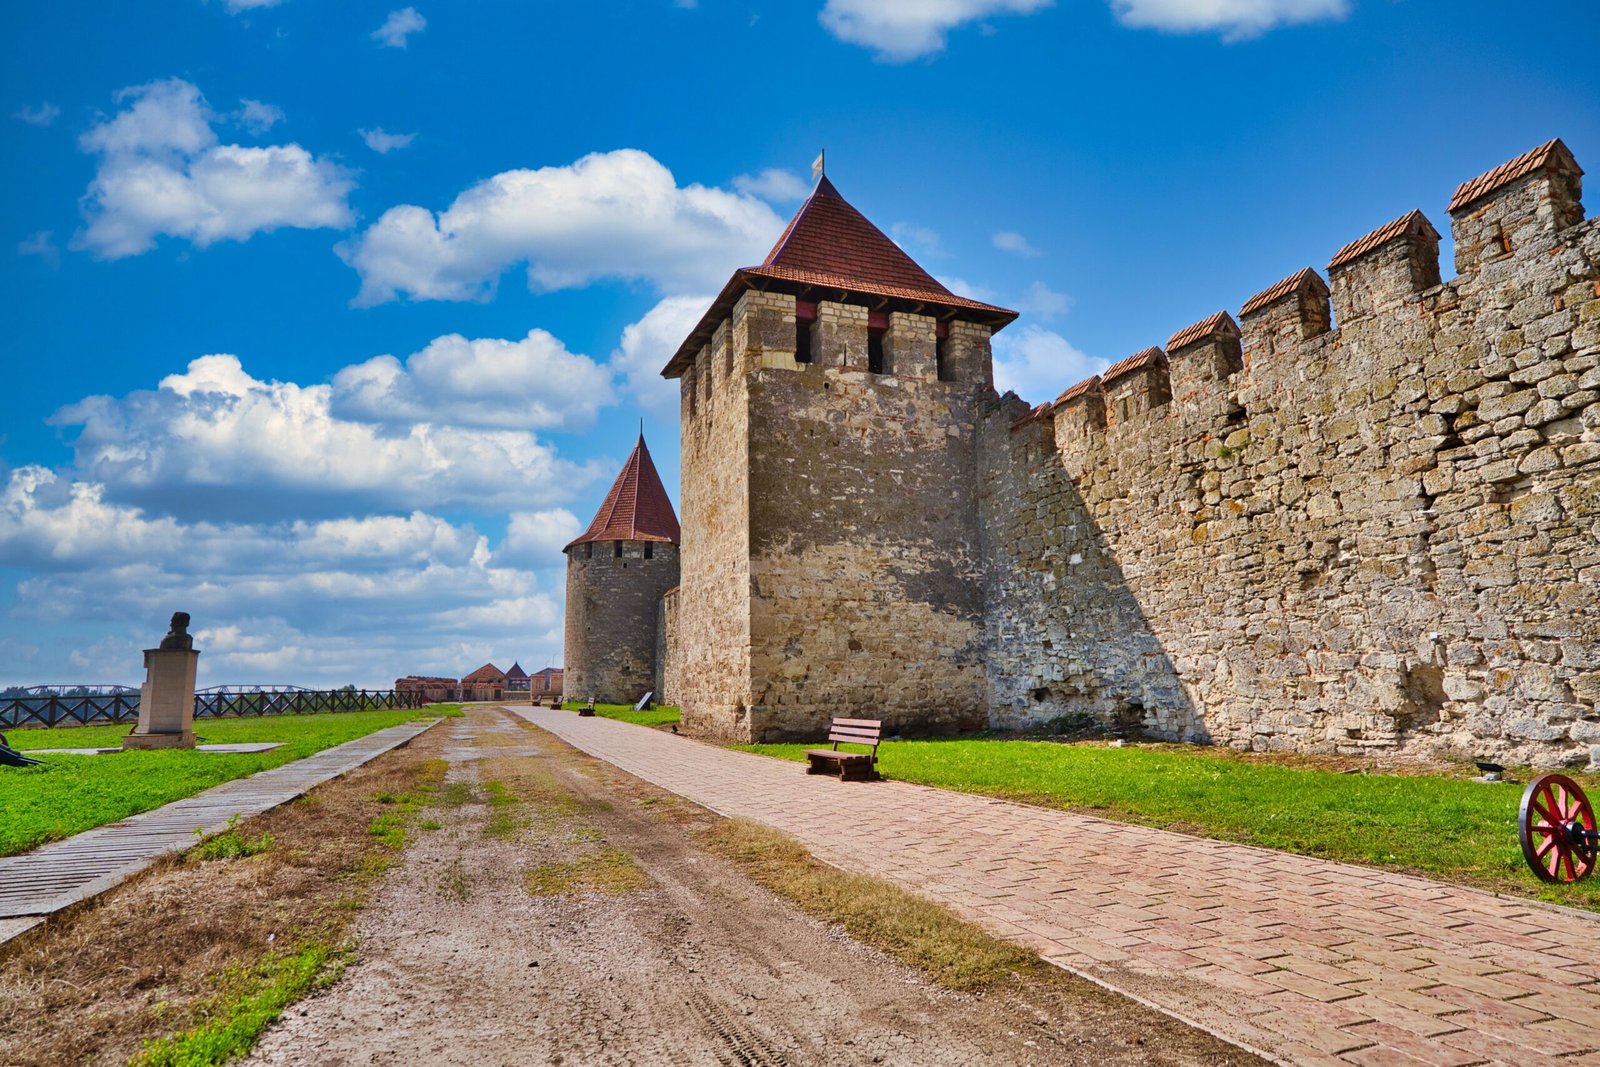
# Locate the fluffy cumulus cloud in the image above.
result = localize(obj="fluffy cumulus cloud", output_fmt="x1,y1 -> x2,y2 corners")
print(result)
733,168 -> 810,203
339,148 -> 782,306
51,352 -> 600,522
237,98 -> 284,134
360,127 -> 416,153
608,294 -> 712,413
372,7 -> 427,48
1110,0 -> 1349,38
1016,280 -> 1071,319
0,464 -> 564,685
992,324 -> 1107,405
331,328 -> 615,431
73,79 -> 354,259
819,0 -> 1053,61
496,509 -> 583,566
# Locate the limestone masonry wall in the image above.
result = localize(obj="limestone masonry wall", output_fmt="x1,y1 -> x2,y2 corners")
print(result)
675,319 -> 756,739
563,542 -> 679,704
982,141 -> 1600,767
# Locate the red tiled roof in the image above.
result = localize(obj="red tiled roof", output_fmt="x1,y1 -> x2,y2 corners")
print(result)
1327,210 -> 1439,271
1101,346 -> 1166,386
462,663 -> 504,684
566,434 -> 681,549
505,661 -> 528,680
1166,311 -> 1239,352
1448,139 -> 1580,214
664,177 -> 1017,376
1053,375 -> 1103,406
1240,268 -> 1328,318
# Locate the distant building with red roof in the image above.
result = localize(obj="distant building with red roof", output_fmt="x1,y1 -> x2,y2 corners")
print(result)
563,434 -> 680,704
460,662 -> 507,702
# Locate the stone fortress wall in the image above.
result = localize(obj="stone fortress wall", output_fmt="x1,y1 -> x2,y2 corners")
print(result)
563,540 -> 679,704
982,140 -> 1600,767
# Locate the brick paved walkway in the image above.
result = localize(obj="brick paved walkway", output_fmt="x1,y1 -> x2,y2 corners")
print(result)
512,707 -> 1600,1067
0,719 -> 439,947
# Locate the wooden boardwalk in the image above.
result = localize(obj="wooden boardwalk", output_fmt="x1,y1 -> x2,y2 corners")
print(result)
0,720 -> 438,944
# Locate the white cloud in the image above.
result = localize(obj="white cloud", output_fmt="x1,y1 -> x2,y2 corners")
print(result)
13,101 -> 60,127
993,230 -> 1039,256
51,353 -> 599,521
360,127 -> 417,153
225,0 -> 286,12
609,294 -> 712,413
331,329 -> 615,431
890,222 -> 944,259
1110,0 -> 1349,39
338,148 -> 782,306
733,168 -> 810,203
73,79 -> 354,259
237,98 -> 284,134
17,230 -> 60,268
820,0 -> 1052,61
372,7 -> 427,48
992,324 -> 1106,405
0,464 -> 565,686
497,509 -> 583,567
1016,280 -> 1071,319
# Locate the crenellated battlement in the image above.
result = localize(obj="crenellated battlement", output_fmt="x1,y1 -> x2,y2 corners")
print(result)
980,138 -> 1600,766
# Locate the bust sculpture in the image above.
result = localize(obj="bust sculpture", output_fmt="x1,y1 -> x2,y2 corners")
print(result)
158,611 -> 194,651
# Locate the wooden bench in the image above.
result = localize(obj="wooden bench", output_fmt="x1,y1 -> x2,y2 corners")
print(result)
805,718 -> 882,781
577,702 -> 597,717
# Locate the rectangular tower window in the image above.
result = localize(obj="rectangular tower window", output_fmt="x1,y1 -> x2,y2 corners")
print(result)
644,542 -> 654,559
935,333 -> 953,381
795,301 -> 816,365
867,326 -> 887,374
614,541 -> 624,558
585,543 -> 593,559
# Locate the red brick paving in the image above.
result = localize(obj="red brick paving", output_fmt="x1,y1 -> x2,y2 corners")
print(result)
513,708 -> 1600,1066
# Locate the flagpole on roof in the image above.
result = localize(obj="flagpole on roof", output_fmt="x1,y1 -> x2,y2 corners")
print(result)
811,149 -> 825,183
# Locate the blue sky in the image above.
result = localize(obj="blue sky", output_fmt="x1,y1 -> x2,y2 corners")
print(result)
2,0 -> 1597,688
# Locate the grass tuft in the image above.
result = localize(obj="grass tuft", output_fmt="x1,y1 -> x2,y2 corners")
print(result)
524,846 -> 649,897
128,942 -> 347,1067
191,814 -> 273,862
705,819 -> 1032,991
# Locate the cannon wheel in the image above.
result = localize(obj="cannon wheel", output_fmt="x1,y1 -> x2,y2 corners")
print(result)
1519,774 -> 1597,884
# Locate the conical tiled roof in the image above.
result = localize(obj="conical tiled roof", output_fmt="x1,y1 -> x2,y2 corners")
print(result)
663,176 -> 1016,376
566,434 -> 681,549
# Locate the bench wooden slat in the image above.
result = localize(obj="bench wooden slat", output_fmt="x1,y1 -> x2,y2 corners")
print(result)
830,717 -> 883,729
828,729 -> 880,744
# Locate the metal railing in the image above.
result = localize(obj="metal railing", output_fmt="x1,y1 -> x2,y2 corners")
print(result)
0,686 -> 424,729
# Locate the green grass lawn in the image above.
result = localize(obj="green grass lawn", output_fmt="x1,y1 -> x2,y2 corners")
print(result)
0,706 -> 458,857
741,736 -> 1600,910
558,702 -> 680,727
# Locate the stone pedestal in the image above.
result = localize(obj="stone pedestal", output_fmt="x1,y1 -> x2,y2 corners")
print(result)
123,647 -> 199,750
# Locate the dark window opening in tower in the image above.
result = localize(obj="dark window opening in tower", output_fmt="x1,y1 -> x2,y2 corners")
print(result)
936,332 -> 953,381
644,542 -> 654,559
867,326 -> 887,374
614,541 -> 624,558
585,543 -> 593,559
795,317 -> 813,364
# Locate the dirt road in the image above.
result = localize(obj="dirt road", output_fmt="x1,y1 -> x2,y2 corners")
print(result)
247,708 -> 1252,1066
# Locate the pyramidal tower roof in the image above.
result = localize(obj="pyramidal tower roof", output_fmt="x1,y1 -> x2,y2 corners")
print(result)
663,175 -> 1016,376
566,433 -> 681,549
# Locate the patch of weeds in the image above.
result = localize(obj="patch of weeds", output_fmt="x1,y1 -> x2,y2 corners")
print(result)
437,781 -> 474,808
419,818 -> 443,831
191,815 -> 274,862
524,846 -> 648,897
372,790 -> 400,805
482,780 -> 518,806
129,941 -> 348,1067
368,813 -> 405,849
442,860 -> 473,901
636,796 -> 659,807
705,819 -> 1033,992
484,807 -> 524,839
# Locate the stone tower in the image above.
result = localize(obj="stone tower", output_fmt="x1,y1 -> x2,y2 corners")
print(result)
661,176 -> 1017,742
562,434 -> 681,704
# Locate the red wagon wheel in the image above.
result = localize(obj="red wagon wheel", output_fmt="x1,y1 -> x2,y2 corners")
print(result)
1519,773 -> 1597,884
